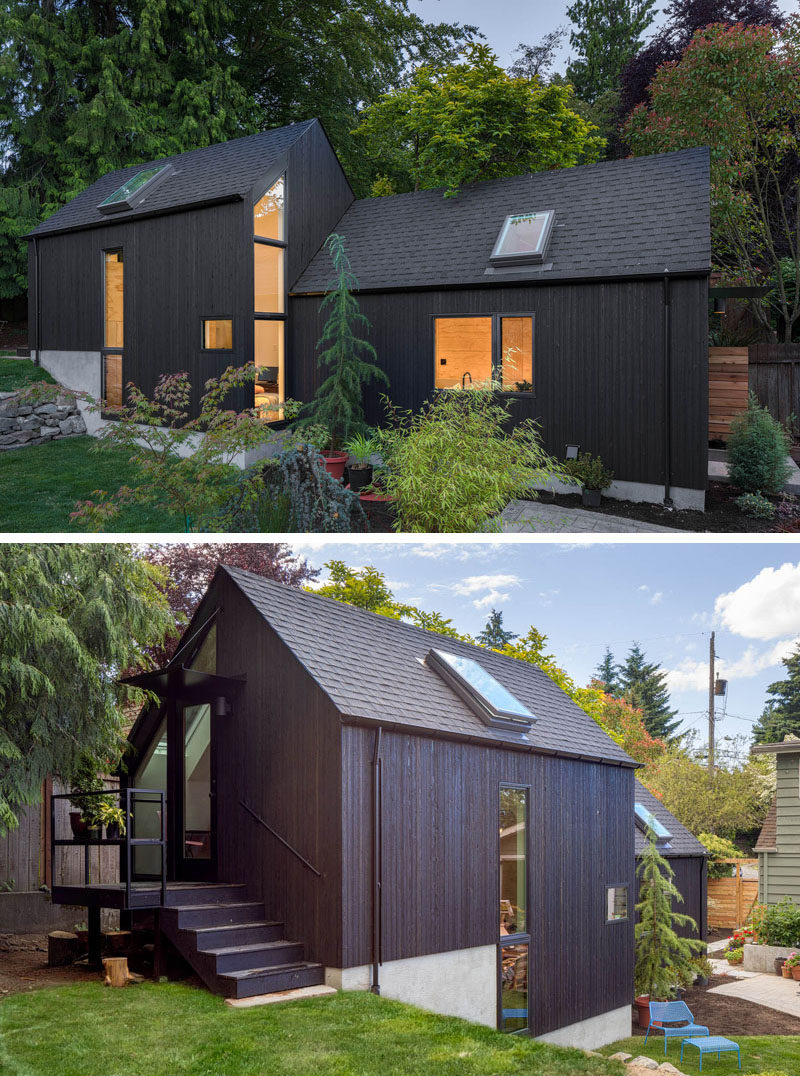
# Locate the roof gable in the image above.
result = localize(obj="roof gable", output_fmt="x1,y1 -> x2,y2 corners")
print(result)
29,121 -> 317,238
634,780 -> 707,858
293,147 -> 710,292
222,566 -> 635,768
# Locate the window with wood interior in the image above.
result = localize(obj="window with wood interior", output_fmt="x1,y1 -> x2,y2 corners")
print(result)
103,250 -> 124,407
202,319 -> 233,350
499,785 -> 529,1033
606,886 -> 628,922
434,315 -> 533,392
253,177 -> 286,421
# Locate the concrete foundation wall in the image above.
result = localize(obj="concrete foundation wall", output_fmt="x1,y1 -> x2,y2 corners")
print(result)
534,475 -> 705,511
0,891 -> 78,933
742,942 -> 797,973
535,1004 -> 632,1051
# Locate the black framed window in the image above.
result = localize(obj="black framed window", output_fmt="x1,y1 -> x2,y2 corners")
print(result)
433,313 -> 534,393
606,885 -> 629,922
499,783 -> 530,1033
253,175 -> 287,421
201,319 -> 233,351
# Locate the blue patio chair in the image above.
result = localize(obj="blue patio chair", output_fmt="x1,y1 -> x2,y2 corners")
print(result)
644,1000 -> 710,1055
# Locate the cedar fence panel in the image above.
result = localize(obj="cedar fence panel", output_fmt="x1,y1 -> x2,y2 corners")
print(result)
707,858 -> 759,929
749,342 -> 800,437
709,347 -> 749,440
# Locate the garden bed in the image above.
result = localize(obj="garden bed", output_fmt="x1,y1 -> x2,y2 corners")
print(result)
542,482 -> 793,533
630,975 -> 800,1037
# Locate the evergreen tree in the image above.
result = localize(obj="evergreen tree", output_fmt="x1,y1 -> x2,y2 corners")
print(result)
752,645 -> 800,744
566,0 -> 657,103
635,829 -> 705,998
0,545 -> 174,833
477,609 -> 518,650
619,642 -> 681,740
301,234 -> 389,450
595,646 -> 621,693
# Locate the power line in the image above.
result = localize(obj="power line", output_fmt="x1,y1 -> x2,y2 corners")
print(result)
569,630 -> 711,652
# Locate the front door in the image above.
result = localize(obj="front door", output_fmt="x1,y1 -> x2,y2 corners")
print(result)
175,701 -> 216,881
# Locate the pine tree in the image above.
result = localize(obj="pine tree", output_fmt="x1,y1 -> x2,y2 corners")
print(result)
566,0 -> 657,103
477,609 -> 518,649
752,644 -> 800,744
0,545 -> 174,833
635,829 -> 705,998
301,234 -> 389,450
595,646 -> 620,693
619,642 -> 681,740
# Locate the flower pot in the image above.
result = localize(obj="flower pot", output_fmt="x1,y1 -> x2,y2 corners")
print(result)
634,995 -> 651,1027
582,487 -> 602,508
321,451 -> 348,481
782,965 -> 792,978
69,812 -> 88,838
775,957 -> 787,976
348,464 -> 373,493
791,965 -> 800,981
105,822 -> 121,841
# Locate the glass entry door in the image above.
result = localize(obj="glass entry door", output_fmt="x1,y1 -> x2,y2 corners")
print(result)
177,702 -> 216,880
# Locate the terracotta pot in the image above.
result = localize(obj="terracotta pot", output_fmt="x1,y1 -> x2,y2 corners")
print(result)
791,965 -> 800,981
321,451 -> 348,481
69,811 -> 88,837
782,965 -> 792,978
634,995 -> 651,1027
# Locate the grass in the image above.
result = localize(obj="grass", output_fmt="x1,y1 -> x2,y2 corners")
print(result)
0,356 -> 55,392
0,983 -> 624,1076
601,1034 -> 800,1074
0,436 -> 182,532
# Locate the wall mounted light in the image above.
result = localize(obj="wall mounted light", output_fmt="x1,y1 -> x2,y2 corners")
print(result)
565,444 -> 580,460
713,297 -> 726,316
214,696 -> 230,718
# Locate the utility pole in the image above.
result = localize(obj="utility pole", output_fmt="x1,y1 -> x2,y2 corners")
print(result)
708,631 -> 715,773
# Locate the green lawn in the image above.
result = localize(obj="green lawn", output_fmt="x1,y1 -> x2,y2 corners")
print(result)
0,436 -> 182,532
0,983 -> 624,1076
601,1034 -> 800,1075
0,356 -> 55,392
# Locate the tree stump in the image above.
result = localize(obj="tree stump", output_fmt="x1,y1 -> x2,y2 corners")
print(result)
48,931 -> 79,967
102,956 -> 143,987
103,929 -> 132,953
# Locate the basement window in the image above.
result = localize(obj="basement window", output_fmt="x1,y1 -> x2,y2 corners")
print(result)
98,163 -> 173,214
634,802 -> 672,842
426,648 -> 535,731
490,211 -> 555,266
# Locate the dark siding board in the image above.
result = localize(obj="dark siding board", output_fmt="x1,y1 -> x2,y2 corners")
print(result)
341,725 -> 634,1037
289,276 -> 707,491
213,576 -> 343,968
634,855 -> 706,941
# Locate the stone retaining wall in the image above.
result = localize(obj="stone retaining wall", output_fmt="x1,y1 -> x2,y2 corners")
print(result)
0,389 -> 87,451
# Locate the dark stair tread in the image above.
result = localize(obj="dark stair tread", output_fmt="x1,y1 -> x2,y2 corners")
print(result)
193,921 -> 281,937
168,901 -> 263,912
222,961 -> 323,981
199,940 -> 300,957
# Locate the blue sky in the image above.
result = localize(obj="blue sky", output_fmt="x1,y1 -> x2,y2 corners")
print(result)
413,0 -> 798,69
289,539 -> 800,747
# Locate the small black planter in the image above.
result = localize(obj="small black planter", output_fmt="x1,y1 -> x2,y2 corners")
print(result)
105,822 -> 121,841
582,487 -> 602,508
348,464 -> 373,493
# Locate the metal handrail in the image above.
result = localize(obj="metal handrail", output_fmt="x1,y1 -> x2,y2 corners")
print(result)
51,787 -> 167,907
239,799 -> 321,877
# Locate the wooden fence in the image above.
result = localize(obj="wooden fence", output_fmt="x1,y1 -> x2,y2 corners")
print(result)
709,347 -> 749,440
749,342 -> 800,437
707,858 -> 759,929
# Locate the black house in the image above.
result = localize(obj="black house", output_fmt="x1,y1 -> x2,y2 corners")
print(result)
28,121 -> 710,507
49,568 -> 638,1049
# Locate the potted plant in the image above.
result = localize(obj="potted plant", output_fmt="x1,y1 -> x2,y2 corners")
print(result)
344,430 -> 378,493
562,452 -> 614,508
89,800 -> 127,841
785,951 -> 800,980
74,921 -> 89,946
296,422 -> 349,481
692,955 -> 713,987
68,754 -> 104,838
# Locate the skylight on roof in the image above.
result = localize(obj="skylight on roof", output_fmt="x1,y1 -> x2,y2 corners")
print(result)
490,211 -> 555,266
634,802 -> 672,841
97,163 -> 173,214
426,648 -> 535,731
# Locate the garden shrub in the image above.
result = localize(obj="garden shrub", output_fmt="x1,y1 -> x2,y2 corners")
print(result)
727,393 -> 791,494
735,491 -> 776,519
378,389 -> 563,533
698,832 -> 740,879
753,897 -> 800,947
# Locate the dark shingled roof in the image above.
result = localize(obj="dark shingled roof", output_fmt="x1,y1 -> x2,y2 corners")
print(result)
223,566 -> 636,768
634,781 -> 708,858
293,147 -> 710,292
755,797 -> 777,852
28,121 -> 317,238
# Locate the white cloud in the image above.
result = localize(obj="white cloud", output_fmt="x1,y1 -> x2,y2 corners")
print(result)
650,592 -> 663,606
473,589 -> 512,610
666,638 -> 798,692
639,584 -> 649,593
715,562 -> 800,640
431,572 -> 522,610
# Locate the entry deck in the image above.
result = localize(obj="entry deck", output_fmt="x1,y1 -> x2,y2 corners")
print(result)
51,881 -> 243,911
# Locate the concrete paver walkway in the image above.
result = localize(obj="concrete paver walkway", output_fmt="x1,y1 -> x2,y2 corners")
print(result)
708,971 -> 800,1019
501,500 -> 680,533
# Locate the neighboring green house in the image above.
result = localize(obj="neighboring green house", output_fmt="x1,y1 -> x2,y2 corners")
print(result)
752,739 -> 800,905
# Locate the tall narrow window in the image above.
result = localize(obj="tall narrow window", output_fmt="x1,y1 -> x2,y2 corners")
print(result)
104,251 -> 123,347
500,317 -> 533,391
253,176 -> 286,420
103,354 -> 123,408
132,715 -> 167,878
499,785 -> 529,1033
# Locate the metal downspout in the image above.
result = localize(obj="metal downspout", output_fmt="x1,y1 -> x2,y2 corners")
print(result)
33,236 -> 42,366
370,726 -> 382,995
663,274 -> 673,506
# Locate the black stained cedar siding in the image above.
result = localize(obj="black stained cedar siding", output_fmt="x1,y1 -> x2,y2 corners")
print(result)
288,275 -> 707,491
213,574 -> 344,968
35,200 -> 253,415
341,724 -> 635,1037
285,123 -> 354,290
635,854 -> 707,941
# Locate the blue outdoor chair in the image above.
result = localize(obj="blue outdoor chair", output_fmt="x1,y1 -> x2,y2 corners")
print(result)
644,1000 -> 710,1055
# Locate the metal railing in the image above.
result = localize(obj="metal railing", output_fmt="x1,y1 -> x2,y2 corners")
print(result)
51,787 -> 167,907
239,799 -> 321,877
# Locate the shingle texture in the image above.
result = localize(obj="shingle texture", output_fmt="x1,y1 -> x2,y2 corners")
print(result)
223,566 -> 635,767
294,147 -> 710,292
29,121 -> 316,238
634,781 -> 708,858
754,797 -> 777,851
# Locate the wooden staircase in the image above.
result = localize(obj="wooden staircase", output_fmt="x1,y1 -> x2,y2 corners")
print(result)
158,883 -> 325,999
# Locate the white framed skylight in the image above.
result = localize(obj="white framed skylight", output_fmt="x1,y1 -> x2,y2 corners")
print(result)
634,801 -> 672,841
426,648 -> 535,731
98,163 -> 174,214
490,211 -> 555,266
